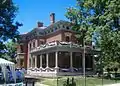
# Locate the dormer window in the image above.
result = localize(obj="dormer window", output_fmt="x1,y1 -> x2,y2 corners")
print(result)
63,25 -> 65,28
44,31 -> 46,34
48,30 -> 50,33
57,25 -> 60,29
55,27 -> 57,30
51,29 -> 53,32
39,32 -> 42,35
66,26 -> 69,30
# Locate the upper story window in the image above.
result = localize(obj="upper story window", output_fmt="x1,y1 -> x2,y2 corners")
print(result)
29,43 -> 32,49
37,40 -> 40,47
33,41 -> 35,48
65,36 -> 70,42
20,45 -> 24,53
38,39 -> 45,46
40,41 -> 44,45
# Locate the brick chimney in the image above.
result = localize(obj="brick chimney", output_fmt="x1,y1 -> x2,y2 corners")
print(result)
37,21 -> 43,27
50,13 -> 55,24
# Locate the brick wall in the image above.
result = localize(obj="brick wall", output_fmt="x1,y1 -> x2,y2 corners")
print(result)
46,33 -> 62,43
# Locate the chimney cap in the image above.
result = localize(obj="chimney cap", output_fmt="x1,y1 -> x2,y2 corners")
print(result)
50,13 -> 55,24
37,21 -> 43,24
50,13 -> 55,16
37,21 -> 43,27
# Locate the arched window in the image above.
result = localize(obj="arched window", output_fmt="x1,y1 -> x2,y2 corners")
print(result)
33,41 -> 35,48
65,36 -> 70,42
20,45 -> 23,53
29,43 -> 31,49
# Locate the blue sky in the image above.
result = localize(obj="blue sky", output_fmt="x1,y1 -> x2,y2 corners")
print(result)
13,0 -> 76,34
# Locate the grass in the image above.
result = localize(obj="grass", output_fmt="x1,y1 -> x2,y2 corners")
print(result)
36,76 -> 120,86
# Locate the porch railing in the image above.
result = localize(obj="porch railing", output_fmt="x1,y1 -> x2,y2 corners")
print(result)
30,41 -> 93,53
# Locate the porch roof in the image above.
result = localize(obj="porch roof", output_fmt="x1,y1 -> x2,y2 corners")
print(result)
30,41 -> 98,55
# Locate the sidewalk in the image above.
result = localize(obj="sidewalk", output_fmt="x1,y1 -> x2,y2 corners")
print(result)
35,82 -> 49,86
98,83 -> 120,86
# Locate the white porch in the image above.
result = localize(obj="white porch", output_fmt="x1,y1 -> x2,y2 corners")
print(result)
27,41 -> 96,77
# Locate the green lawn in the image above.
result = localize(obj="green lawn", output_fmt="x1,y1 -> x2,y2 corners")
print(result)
36,76 -> 120,86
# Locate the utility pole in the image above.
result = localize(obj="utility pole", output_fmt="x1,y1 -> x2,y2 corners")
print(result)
83,36 -> 86,86
81,29 -> 87,86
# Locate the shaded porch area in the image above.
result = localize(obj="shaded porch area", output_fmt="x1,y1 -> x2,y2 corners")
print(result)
27,52 -> 94,77
27,41 -> 95,76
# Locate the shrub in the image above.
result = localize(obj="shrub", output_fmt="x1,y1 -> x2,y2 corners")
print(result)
63,77 -> 76,86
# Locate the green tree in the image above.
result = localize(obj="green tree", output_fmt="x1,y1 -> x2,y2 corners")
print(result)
2,41 -> 18,63
65,1 -> 94,46
0,0 -> 22,57
65,0 -> 120,69
87,0 -> 120,67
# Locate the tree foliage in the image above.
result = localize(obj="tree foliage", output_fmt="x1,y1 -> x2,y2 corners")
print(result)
0,0 -> 22,57
2,41 -> 18,63
65,0 -> 120,68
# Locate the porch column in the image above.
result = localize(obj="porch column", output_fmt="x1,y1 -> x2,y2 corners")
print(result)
35,39 -> 38,47
27,43 -> 30,68
70,52 -> 73,72
55,51 -> 58,68
40,54 -> 42,68
46,53 -> 49,68
55,51 -> 59,72
82,50 -> 86,75
35,55 -> 37,68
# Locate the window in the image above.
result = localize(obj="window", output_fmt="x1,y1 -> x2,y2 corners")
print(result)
51,29 -> 53,32
39,32 -> 44,35
44,31 -> 47,34
57,25 -> 60,29
66,26 -> 69,30
37,40 -> 40,47
33,41 -> 35,48
65,36 -> 70,42
38,40 -> 45,46
20,45 -> 24,53
63,25 -> 65,28
47,30 -> 50,33
29,43 -> 32,49
55,27 -> 57,30
40,41 -> 44,44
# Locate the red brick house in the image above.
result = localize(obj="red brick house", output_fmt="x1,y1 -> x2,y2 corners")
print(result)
16,13 -> 96,76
